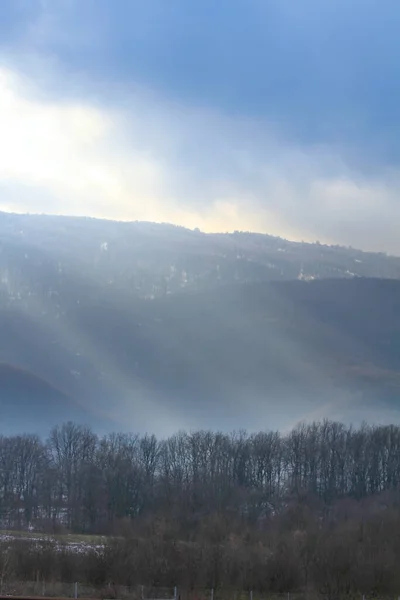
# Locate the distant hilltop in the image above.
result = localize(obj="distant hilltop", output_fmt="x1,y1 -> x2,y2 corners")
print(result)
0,213 -> 399,307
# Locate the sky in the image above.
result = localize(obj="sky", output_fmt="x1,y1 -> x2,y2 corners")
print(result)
1,0 -> 400,253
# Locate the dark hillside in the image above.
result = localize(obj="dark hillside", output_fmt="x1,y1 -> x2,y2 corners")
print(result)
0,277 -> 399,433
0,363 -> 99,433
1,213 -> 400,306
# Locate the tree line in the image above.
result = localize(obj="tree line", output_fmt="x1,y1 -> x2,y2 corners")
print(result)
1,420 -> 400,533
2,421 -> 400,596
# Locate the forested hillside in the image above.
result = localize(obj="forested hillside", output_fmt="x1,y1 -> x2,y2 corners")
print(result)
1,213 -> 400,433
1,212 -> 400,307
1,277 -> 400,433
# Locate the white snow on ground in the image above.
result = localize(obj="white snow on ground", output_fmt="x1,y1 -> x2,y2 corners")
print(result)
0,533 -> 104,554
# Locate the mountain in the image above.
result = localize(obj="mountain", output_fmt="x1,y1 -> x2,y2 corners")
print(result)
0,363 -> 98,434
66,277 -> 400,432
0,212 -> 400,434
1,212 -> 400,310
0,231 -> 400,433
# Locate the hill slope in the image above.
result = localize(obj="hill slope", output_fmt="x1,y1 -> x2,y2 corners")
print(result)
0,275 -> 399,434
1,213 -> 400,434
0,363 -> 98,433
1,212 -> 400,308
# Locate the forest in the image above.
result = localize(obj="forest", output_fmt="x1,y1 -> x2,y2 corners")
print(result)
1,421 -> 400,596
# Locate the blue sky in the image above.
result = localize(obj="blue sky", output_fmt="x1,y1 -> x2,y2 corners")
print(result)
1,0 -> 400,252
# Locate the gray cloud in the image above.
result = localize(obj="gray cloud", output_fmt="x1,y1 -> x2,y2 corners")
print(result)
0,59 -> 400,255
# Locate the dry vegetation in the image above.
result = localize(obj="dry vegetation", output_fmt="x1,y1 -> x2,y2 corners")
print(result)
1,422 -> 400,597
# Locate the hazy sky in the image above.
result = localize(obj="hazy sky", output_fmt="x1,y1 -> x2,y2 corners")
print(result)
1,0 -> 400,253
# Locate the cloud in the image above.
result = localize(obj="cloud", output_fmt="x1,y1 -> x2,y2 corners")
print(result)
0,67 -> 150,212
0,62 -> 289,235
7,0 -> 399,156
1,61 -> 400,254
0,0 -> 400,253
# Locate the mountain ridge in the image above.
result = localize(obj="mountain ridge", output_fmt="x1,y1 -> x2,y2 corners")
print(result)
1,212 -> 400,309
0,213 -> 400,434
